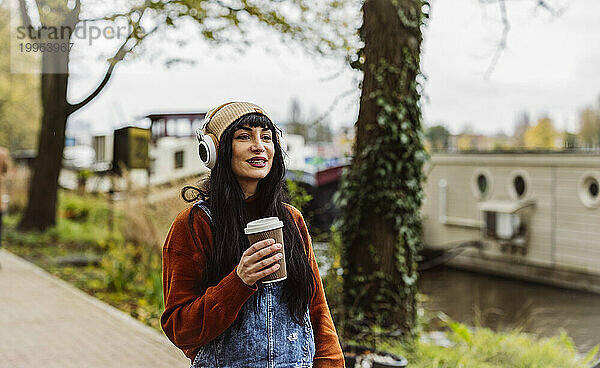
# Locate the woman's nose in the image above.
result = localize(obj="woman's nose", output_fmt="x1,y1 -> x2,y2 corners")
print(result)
251,138 -> 265,152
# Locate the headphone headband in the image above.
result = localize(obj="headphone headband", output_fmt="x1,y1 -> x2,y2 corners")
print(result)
200,102 -> 237,133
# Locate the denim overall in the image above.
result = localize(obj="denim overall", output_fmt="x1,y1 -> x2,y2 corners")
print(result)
191,201 -> 316,368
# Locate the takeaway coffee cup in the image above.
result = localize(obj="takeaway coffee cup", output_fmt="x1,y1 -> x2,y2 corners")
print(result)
244,217 -> 287,283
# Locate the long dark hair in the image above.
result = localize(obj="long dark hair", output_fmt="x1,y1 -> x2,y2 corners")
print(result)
182,113 -> 315,326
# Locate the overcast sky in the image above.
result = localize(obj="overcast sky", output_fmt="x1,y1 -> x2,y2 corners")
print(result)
67,0 -> 600,137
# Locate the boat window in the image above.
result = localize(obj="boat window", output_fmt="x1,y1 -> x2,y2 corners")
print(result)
514,175 -> 526,197
590,179 -> 599,198
174,150 -> 184,169
471,169 -> 493,200
578,172 -> 600,209
477,174 -> 487,194
507,170 -> 531,200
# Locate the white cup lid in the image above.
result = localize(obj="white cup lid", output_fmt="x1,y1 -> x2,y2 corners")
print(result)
244,217 -> 283,234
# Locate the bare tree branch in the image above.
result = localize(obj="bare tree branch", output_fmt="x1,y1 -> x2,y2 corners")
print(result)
482,0 -> 566,79
215,0 -> 245,12
67,23 -> 161,115
536,0 -> 565,16
484,0 -> 509,79
80,0 -> 154,23
81,10 -> 141,23
315,86 -> 358,123
17,0 -> 35,28
74,0 -> 81,16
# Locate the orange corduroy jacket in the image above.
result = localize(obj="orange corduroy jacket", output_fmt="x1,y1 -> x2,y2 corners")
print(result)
161,201 -> 344,367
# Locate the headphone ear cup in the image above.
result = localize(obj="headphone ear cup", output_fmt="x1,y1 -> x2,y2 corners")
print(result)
198,134 -> 218,169
277,131 -> 287,153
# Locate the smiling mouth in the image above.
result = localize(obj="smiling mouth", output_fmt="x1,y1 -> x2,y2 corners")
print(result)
246,158 -> 267,168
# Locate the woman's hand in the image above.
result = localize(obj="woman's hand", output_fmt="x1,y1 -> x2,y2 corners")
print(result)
236,239 -> 283,287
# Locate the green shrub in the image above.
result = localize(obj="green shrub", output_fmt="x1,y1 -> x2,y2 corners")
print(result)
61,194 -> 92,222
59,192 -> 109,224
3,191 -> 116,250
141,252 -> 164,311
286,179 -> 313,213
100,242 -> 139,293
374,322 -> 598,368
322,225 -> 344,329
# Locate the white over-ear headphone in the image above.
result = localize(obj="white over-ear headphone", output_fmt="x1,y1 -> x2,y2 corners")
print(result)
196,128 -> 217,169
196,103 -> 233,169
196,121 -> 217,170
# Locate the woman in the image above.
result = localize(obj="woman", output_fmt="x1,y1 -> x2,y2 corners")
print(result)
0,147 -> 10,251
161,102 -> 344,367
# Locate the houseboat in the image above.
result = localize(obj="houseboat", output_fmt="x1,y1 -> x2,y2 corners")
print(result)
85,112 -> 309,190
421,152 -> 600,293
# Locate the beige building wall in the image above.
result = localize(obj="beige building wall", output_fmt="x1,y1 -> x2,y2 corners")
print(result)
422,153 -> 600,279
555,167 -> 600,274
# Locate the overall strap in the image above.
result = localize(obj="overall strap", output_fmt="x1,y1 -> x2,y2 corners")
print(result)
193,200 -> 213,224
188,200 -> 213,254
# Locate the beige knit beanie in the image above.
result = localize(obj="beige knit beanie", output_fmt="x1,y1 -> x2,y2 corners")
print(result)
203,101 -> 272,141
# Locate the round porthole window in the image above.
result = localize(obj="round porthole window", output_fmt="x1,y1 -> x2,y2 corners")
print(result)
471,169 -> 492,200
578,172 -> 600,209
514,175 -> 526,197
508,170 -> 531,200
590,180 -> 599,197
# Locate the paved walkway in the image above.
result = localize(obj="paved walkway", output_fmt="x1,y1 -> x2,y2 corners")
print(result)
0,249 -> 189,368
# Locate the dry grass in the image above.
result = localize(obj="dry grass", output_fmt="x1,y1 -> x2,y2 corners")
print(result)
118,183 -> 192,251
4,166 -> 30,214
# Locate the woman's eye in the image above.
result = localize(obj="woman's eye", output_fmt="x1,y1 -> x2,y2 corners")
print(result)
236,134 -> 250,139
262,135 -> 272,141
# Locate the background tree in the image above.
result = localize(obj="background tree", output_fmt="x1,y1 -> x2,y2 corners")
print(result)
15,0 -> 352,231
578,107 -> 600,148
286,98 -> 333,143
524,116 -> 558,149
286,98 -> 309,139
311,118 -> 333,143
0,4 -> 41,151
457,134 -> 474,151
424,124 -> 450,152
337,0 -> 428,341
512,111 -> 530,148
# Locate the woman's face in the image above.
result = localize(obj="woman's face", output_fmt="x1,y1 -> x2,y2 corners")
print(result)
231,125 -> 275,188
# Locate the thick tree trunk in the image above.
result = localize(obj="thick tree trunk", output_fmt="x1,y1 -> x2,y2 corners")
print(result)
18,52 -> 70,231
16,0 -> 82,232
356,0 -> 421,152
342,0 -> 424,339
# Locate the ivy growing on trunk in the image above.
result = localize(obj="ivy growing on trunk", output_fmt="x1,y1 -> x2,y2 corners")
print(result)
337,0 -> 429,342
